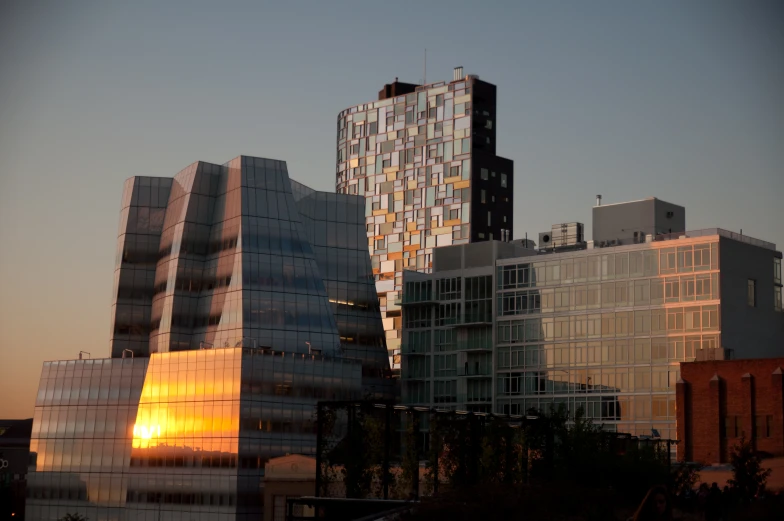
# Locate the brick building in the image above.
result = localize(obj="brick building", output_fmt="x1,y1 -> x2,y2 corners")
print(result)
677,358 -> 784,464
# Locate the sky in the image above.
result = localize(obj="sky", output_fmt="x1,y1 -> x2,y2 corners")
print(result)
0,1 -> 782,418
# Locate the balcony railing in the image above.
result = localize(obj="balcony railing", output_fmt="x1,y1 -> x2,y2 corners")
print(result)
456,341 -> 493,351
458,394 -> 492,403
400,344 -> 430,355
653,228 -> 776,251
457,366 -> 492,377
398,296 -> 438,306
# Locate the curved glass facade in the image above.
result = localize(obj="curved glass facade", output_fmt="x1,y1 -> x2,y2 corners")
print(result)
27,155 -> 392,521
292,182 -> 391,395
109,155 -> 389,382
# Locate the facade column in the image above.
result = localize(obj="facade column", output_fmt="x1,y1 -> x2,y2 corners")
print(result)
772,367 -> 784,457
741,373 -> 755,447
676,378 -> 690,461
708,373 -> 722,464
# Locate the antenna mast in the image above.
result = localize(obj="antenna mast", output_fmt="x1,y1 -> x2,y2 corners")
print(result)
424,48 -> 427,85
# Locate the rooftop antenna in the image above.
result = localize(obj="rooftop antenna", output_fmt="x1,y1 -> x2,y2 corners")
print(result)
424,48 -> 427,85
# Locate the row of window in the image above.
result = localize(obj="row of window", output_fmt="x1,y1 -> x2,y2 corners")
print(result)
498,367 -> 679,396
498,335 -> 718,369
497,305 -> 720,343
497,396 -> 676,424
498,274 -> 719,316
498,243 -> 718,289
723,415 -> 773,438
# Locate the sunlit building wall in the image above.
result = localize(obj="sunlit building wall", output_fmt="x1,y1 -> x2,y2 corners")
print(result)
27,348 -> 361,521
336,71 -> 515,369
26,154 -> 388,520
402,229 -> 784,443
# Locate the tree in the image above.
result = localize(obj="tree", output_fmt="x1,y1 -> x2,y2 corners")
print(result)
672,462 -> 700,496
59,514 -> 88,521
728,438 -> 771,503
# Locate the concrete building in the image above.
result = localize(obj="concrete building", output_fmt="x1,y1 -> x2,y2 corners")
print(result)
263,455 -> 316,521
336,68 -> 515,369
401,197 -> 784,443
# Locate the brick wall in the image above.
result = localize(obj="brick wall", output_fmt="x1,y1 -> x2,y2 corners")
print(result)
677,358 -> 784,463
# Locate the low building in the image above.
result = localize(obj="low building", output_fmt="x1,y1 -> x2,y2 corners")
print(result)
26,349 -> 360,521
0,419 -> 33,520
677,357 -> 784,464
400,197 -> 784,444
263,455 -> 316,521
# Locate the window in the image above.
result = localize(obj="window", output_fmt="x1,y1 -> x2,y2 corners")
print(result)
437,277 -> 462,300
502,375 -> 521,395
480,168 -> 488,180
754,415 -> 773,438
659,248 -> 677,274
487,211 -> 491,226
481,189 -> 486,203
776,286 -> 783,312
775,258 -> 782,285
723,415 -> 741,438
501,173 -> 507,188
693,244 -> 711,271
748,279 -> 756,307
434,380 -> 456,403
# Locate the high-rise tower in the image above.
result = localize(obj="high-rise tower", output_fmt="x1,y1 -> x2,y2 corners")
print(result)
336,68 -> 515,368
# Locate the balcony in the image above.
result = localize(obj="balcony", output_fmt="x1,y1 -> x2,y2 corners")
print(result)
398,296 -> 438,306
456,341 -> 493,352
400,344 -> 430,356
458,394 -> 492,404
456,314 -> 493,328
458,366 -> 492,377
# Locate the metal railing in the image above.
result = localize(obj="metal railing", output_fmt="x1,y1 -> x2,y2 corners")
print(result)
458,394 -> 492,403
653,228 -> 776,251
458,366 -> 492,377
456,341 -> 493,351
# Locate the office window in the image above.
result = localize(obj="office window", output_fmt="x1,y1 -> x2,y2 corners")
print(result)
501,173 -> 507,188
488,212 -> 491,226
480,168 -> 489,180
481,189 -> 486,204
775,286 -> 782,312
723,415 -> 740,438
775,258 -> 782,285
756,415 -> 772,438
748,279 -> 756,307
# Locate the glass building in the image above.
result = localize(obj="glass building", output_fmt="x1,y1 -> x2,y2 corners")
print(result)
26,155 -> 388,520
27,349 -> 360,521
401,198 -> 784,444
110,155 -> 389,390
336,68 -> 515,369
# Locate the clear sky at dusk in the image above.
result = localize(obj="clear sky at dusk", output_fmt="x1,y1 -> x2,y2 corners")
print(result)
1,1 -> 782,418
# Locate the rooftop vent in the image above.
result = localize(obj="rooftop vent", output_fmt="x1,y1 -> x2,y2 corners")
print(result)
453,66 -> 464,81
